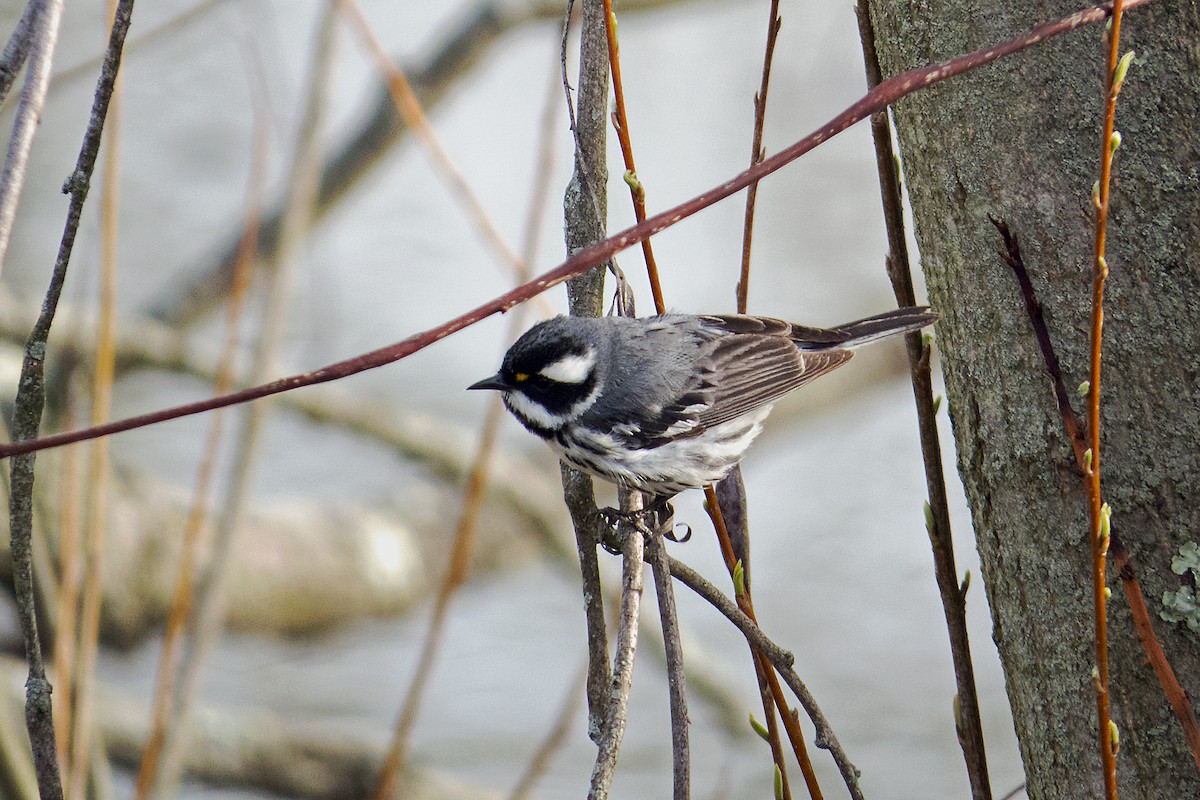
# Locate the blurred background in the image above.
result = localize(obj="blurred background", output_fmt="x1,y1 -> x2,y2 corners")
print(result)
0,0 -> 1025,797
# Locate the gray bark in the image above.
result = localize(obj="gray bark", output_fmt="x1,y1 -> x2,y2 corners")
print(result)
866,1 -> 1200,798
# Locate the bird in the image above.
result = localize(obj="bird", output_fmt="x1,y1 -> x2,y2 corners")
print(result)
468,305 -> 935,517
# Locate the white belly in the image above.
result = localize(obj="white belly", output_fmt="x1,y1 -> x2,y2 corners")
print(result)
550,406 -> 772,497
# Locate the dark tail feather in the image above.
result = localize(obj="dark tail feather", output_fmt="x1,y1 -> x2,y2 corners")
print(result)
790,305 -> 936,349
836,305 -> 936,347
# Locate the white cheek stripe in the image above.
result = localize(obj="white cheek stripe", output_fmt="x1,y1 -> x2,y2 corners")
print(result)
504,384 -> 600,430
538,352 -> 595,384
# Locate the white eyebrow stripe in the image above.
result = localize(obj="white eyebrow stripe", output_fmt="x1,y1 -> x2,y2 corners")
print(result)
539,351 -> 595,384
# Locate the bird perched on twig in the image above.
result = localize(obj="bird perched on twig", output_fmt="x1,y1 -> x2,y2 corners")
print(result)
469,306 -> 935,524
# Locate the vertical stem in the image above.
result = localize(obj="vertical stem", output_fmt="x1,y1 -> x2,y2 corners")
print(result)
562,0 -> 613,737
854,2 -> 992,797
1089,2 -> 1126,796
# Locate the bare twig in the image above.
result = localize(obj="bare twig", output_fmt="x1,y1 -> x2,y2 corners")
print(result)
646,531 -> 689,800
151,0 -> 701,325
369,45 -> 562,800
736,0 -> 781,314
133,57 -> 269,800
0,1 -> 38,106
334,0 -> 554,320
589,520 -> 644,800
561,0 -> 613,740
704,487 -> 822,800
146,10 -> 336,797
6,2 -> 134,798
1088,2 -> 1127,794
993,220 -> 1200,775
665,555 -> 864,800
0,0 -> 64,276
0,0 -> 1159,462
854,2 -> 992,797
602,0 -> 665,313
67,1 -> 127,791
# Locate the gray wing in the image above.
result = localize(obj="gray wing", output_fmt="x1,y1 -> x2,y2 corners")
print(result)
691,326 -> 852,429
630,316 -> 852,443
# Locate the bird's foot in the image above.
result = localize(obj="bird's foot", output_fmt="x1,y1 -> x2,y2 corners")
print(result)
596,498 -> 690,552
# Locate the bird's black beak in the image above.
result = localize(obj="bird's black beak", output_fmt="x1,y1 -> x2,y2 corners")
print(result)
468,374 -> 510,392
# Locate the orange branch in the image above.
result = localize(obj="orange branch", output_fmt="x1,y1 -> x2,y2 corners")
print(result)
602,0 -> 665,313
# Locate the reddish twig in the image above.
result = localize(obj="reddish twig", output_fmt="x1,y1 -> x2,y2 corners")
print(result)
0,0 -> 1157,462
994,218 -> 1200,778
990,218 -> 1088,465
736,0 -> 781,314
1087,3 -> 1127,790
705,486 -> 826,800
602,0 -> 665,313
1111,538 -> 1200,771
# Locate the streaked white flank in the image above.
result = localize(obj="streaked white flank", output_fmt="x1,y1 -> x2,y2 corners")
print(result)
538,351 -> 595,384
552,404 -> 774,495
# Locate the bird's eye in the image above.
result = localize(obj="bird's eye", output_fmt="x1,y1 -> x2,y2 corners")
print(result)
514,372 -> 529,382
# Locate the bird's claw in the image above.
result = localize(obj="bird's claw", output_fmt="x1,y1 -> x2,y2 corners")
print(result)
595,500 -> 678,552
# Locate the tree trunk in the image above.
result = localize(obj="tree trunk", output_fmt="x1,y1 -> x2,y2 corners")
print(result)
866,1 -> 1200,798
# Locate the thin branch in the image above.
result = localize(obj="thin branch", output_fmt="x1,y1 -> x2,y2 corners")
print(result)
0,0 -> 1160,462
0,1 -> 39,106
1111,537 -> 1200,771
132,59 -> 269,800
736,0 -> 781,314
7,2 -> 134,798
647,530 -> 689,800
150,0 -> 703,325
146,10 -> 336,797
562,0 -> 614,741
370,44 -> 562,799
1088,1 -> 1127,793
0,0 -> 63,276
712,489 -> 825,799
67,0 -> 127,790
993,217 -> 1200,772
602,0 -> 665,313
588,521 -> 644,800
334,0 -> 554,320
854,1 -> 992,797
666,555 -> 864,800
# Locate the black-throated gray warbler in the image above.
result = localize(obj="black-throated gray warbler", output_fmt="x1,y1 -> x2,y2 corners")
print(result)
469,306 -> 934,504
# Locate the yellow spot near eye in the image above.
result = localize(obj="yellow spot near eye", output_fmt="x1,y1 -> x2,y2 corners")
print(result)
514,373 -> 529,382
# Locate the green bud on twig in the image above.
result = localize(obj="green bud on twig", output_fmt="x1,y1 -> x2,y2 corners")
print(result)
733,559 -> 746,597
1092,181 -> 1101,209
1078,380 -> 1090,396
1104,586 -> 1112,600
1084,449 -> 1093,472
933,395 -> 943,414
1109,720 -> 1120,755
1113,50 -> 1135,93
1109,130 -> 1122,154
774,764 -> 784,800
623,169 -> 644,203
750,714 -> 771,742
